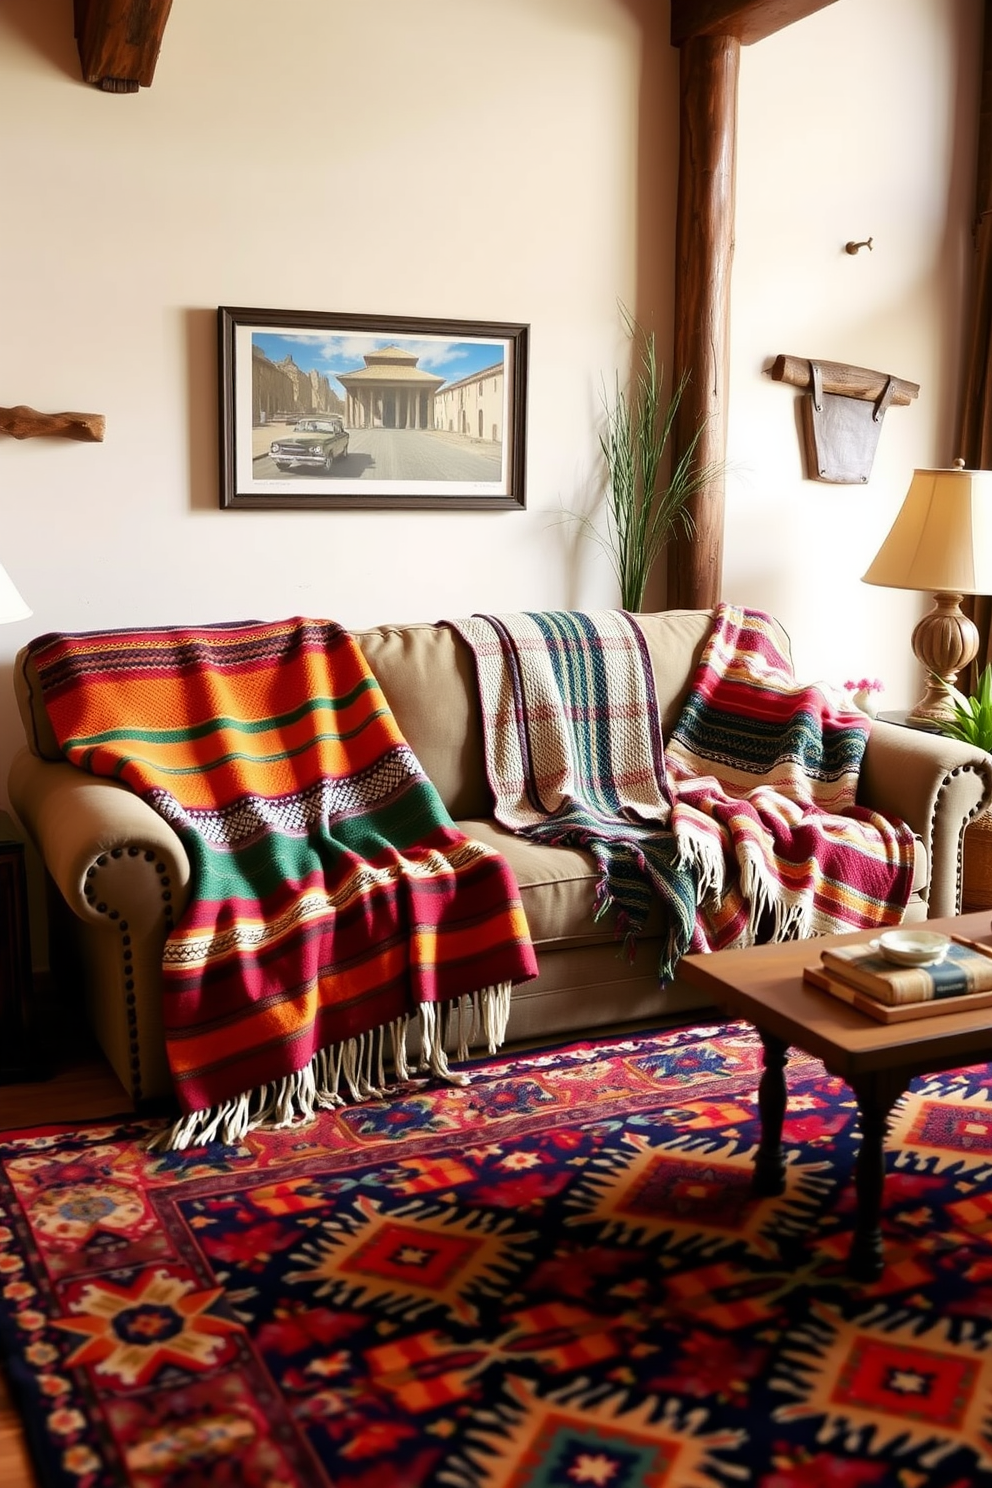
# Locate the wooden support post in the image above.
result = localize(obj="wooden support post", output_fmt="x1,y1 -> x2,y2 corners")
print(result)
667,34 -> 740,611
74,0 -> 173,92
666,1 -> 841,609
958,0 -> 992,467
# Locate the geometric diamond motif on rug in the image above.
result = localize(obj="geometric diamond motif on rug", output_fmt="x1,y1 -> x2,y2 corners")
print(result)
772,1297 -> 992,1474
566,1127 -> 830,1259
443,1376 -> 746,1488
890,1089 -> 992,1179
286,1193 -> 534,1325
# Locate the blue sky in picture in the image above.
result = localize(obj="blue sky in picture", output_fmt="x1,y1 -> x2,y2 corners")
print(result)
253,331 -> 505,393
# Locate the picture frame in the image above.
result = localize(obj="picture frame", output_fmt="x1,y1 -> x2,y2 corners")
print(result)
218,307 -> 528,510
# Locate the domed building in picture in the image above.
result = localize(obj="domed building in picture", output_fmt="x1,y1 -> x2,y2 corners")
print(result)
337,345 -> 445,431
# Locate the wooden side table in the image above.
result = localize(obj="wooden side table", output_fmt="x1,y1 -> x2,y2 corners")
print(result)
679,911 -> 992,1281
0,811 -> 40,1082
875,709 -> 940,733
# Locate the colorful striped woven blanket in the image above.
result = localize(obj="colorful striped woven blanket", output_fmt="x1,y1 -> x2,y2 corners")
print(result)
28,618 -> 537,1147
453,605 -> 916,977
666,604 -> 917,952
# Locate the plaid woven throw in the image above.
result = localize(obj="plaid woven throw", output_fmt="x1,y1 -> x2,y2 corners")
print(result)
452,606 -> 916,978
448,610 -> 700,968
665,603 -> 917,951
28,618 -> 537,1147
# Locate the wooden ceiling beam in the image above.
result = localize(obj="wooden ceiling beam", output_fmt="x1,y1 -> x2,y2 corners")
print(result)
672,0 -> 838,47
74,0 -> 173,92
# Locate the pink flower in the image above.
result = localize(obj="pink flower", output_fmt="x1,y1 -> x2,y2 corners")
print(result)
843,677 -> 884,694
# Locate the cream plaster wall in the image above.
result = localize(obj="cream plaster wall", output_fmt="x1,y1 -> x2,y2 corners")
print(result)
0,0 -> 673,753
0,0 -> 982,852
728,0 -> 984,704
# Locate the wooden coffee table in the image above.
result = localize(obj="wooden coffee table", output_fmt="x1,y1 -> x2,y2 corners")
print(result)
679,910 -> 992,1281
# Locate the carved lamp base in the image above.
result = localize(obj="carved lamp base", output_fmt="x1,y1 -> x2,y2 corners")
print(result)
905,591 -> 978,728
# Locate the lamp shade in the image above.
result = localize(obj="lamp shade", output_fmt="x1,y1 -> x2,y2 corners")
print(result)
862,464 -> 992,594
0,562 -> 31,624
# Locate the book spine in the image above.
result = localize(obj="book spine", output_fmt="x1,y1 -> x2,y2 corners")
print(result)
819,951 -> 934,1004
804,967 -> 892,1020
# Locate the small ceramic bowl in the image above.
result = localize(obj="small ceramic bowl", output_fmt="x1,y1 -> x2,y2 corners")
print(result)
876,929 -> 951,967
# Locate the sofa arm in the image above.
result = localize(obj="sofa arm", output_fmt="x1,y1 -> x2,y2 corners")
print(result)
858,720 -> 992,917
7,748 -> 192,1104
8,747 -> 192,925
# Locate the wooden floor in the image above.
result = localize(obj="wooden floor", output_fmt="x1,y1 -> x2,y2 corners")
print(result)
0,1035 -> 133,1488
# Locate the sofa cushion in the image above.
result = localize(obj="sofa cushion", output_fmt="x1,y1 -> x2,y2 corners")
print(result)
459,816 -> 928,952
459,818 -> 665,949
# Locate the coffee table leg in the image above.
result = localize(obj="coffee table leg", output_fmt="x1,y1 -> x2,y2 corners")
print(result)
848,1075 -> 904,1283
753,1031 -> 788,1196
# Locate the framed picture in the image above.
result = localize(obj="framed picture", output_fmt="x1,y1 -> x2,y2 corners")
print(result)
218,307 -> 528,510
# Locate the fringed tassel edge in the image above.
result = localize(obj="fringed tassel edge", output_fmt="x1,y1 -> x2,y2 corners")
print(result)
149,980 -> 514,1153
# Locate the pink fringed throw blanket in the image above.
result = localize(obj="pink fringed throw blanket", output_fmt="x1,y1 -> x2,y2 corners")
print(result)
666,604 -> 917,956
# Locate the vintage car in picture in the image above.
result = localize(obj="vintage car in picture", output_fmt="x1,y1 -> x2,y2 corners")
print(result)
269,417 -> 349,473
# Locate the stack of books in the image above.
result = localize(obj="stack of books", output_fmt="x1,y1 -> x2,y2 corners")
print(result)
804,937 -> 992,1023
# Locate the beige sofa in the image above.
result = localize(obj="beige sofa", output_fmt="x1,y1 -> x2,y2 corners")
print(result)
9,609 -> 991,1108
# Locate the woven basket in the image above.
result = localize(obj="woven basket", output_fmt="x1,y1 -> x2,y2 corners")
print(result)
963,807 -> 992,911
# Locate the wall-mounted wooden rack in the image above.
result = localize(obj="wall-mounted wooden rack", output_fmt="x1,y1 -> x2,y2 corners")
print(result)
767,354 -> 919,405
0,406 -> 105,442
767,355 -> 919,485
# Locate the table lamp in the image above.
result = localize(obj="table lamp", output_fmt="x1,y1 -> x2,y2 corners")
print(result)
862,460 -> 992,727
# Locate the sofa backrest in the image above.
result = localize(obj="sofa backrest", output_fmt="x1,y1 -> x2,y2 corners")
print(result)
352,622 -> 493,819
352,610 -> 724,818
13,609 -> 778,819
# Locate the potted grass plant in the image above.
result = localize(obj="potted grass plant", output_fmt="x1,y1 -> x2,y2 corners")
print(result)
594,307 -> 719,613
935,664 -> 992,909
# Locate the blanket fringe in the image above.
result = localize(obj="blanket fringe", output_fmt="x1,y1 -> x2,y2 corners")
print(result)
148,981 -> 514,1153
739,854 -> 812,945
675,830 -> 725,906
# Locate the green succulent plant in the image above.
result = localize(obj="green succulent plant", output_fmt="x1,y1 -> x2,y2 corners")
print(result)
937,664 -> 992,751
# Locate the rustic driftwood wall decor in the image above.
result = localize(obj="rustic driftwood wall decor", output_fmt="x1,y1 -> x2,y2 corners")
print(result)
0,406 -> 105,442
768,355 -> 919,484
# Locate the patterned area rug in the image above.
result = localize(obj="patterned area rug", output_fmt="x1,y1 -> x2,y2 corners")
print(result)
3,1021 -> 992,1487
